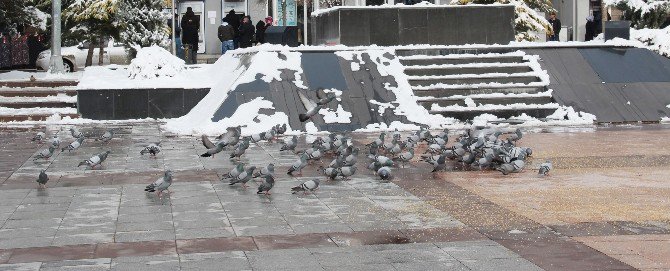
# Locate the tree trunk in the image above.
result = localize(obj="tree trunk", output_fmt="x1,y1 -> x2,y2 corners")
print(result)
601,1 -> 607,34
98,36 -> 104,65
85,37 -> 95,67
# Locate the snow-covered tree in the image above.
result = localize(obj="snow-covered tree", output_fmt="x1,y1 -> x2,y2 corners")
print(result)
117,0 -> 170,55
0,0 -> 38,34
63,0 -> 120,66
451,0 -> 555,41
605,0 -> 670,29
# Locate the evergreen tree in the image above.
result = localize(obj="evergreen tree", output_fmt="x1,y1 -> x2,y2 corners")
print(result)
0,0 -> 38,34
605,0 -> 670,29
451,0 -> 556,41
63,0 -> 120,66
117,0 -> 170,56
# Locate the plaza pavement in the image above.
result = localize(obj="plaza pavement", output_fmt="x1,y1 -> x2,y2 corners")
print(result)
0,123 -> 668,270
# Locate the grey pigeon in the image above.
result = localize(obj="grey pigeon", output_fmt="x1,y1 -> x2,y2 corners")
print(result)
538,160 -> 552,176
34,146 -> 56,160
96,130 -> 114,143
145,170 -> 174,198
50,135 -> 61,148
497,160 -> 525,175
70,128 -> 83,138
297,91 -> 322,122
316,90 -> 336,105
507,128 -> 523,142
262,129 -> 276,142
32,131 -> 46,142
229,166 -> 256,188
201,142 -> 225,157
288,154 -> 308,175
78,150 -> 111,169
230,138 -> 250,159
394,148 -> 414,167
62,137 -> 84,152
292,179 -> 320,194
253,163 -> 275,178
257,175 -> 275,195
431,154 -> 447,172
343,148 -> 359,166
280,135 -> 298,152
318,165 -> 338,180
140,142 -> 162,156
249,132 -> 266,143
275,123 -> 288,134
36,170 -> 49,188
337,166 -> 357,180
377,166 -> 393,181
222,163 -> 245,180
367,132 -> 385,148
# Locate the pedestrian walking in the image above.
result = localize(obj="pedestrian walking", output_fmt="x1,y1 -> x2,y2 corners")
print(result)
239,16 -> 255,48
181,7 -> 199,64
585,15 -> 596,41
218,19 -> 235,54
548,12 -> 561,42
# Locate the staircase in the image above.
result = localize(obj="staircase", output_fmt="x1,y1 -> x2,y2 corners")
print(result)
397,49 -> 557,121
0,81 -> 79,122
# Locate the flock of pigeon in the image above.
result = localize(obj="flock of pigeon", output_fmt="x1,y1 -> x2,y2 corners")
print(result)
29,124 -> 553,199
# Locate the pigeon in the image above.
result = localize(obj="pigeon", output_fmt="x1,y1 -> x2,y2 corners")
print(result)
343,148 -> 359,166
431,154 -> 447,172
316,89 -> 337,105
507,128 -> 523,142
222,163 -> 245,180
280,135 -> 298,152
394,148 -> 414,167
36,170 -> 49,188
201,142 -> 225,157
497,160 -> 525,175
337,166 -> 357,180
230,138 -> 250,159
377,166 -> 393,181
253,163 -> 275,178
288,154 -> 308,175
249,132 -> 266,143
70,128 -> 83,139
274,123 -> 288,135
367,133 -> 385,148
78,150 -> 111,169
145,170 -> 174,198
538,160 -> 552,176
32,131 -> 46,142
50,135 -> 61,148
229,166 -> 256,188
318,165 -> 338,180
292,179 -> 320,194
34,146 -> 56,160
96,130 -> 114,143
62,137 -> 84,152
257,175 -> 275,195
140,142 -> 162,156
30,75 -> 37,82
297,91 -> 322,122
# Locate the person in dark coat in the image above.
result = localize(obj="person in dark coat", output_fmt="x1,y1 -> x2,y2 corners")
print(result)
585,15 -> 596,41
224,10 -> 241,49
255,21 -> 266,44
548,12 -> 561,42
181,7 -> 199,63
218,19 -> 235,54
239,16 -> 255,48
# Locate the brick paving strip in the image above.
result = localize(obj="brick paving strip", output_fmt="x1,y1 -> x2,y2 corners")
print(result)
0,227 -> 485,264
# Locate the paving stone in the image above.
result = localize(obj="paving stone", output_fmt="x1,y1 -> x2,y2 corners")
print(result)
0,262 -> 42,271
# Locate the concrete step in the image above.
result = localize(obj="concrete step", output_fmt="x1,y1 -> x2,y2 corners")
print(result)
0,81 -> 78,88
0,88 -> 78,97
0,113 -> 79,122
400,56 -> 526,66
395,47 -> 521,57
412,86 -> 546,97
417,96 -> 553,108
430,107 -> 557,121
409,75 -> 541,86
404,65 -> 532,76
0,101 -> 77,109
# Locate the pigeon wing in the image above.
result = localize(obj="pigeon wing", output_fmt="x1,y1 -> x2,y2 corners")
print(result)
297,91 -> 318,111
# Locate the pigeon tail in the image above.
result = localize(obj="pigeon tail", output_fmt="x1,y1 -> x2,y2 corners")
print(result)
200,153 -> 212,157
78,161 -> 88,167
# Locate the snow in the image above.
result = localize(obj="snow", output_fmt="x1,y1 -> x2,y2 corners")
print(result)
413,81 -> 547,90
404,62 -> 531,70
25,6 -> 49,31
196,97 -> 291,136
464,97 -> 477,107
369,100 -> 396,115
319,104 -> 352,123
0,71 -> 81,81
305,122 -> 319,134
127,46 -> 185,79
398,51 -> 526,60
472,114 -> 503,126
0,107 -> 77,115
628,26 -> 670,58
430,102 -> 560,112
311,2 -> 514,17
351,62 -> 361,71
662,117 -> 670,122
323,88 -> 343,101
417,89 -> 553,101
0,95 -> 77,103
233,50 -> 306,89
545,105 -> 597,123
354,121 -> 421,133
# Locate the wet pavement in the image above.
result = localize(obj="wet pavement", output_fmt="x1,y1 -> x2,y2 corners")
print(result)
0,123 -> 668,270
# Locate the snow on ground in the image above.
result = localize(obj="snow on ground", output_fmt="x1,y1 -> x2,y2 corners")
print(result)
629,26 -> 670,58
319,104 -> 353,123
0,71 -> 82,81
430,102 -> 560,112
0,107 -> 77,115
0,94 -> 77,103
127,46 -> 185,79
234,50 -> 306,89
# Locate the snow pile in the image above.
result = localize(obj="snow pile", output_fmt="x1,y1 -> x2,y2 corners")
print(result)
355,121 -> 421,133
319,104 -> 352,123
544,105 -> 597,123
629,26 -> 670,58
127,46 -> 185,79
369,100 -> 396,115
234,50 -> 306,89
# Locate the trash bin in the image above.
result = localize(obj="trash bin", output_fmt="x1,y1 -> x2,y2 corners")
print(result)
605,21 -> 630,40
264,26 -> 300,47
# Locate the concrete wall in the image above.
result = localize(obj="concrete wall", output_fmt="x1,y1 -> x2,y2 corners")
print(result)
311,5 -> 515,46
552,0 -> 589,41
204,0 -> 223,54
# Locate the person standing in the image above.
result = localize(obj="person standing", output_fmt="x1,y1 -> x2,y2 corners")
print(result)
181,7 -> 199,64
239,16 -> 255,48
548,12 -> 561,42
585,15 -> 596,41
218,19 -> 235,54
255,16 -> 273,45
224,10 -> 241,49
